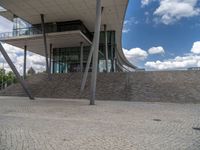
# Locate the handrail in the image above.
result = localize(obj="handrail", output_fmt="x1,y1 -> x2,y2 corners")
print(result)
0,22 -> 93,41
0,27 -> 42,39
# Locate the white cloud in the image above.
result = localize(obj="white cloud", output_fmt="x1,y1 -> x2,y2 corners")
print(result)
123,46 -> 165,65
123,42 -> 200,70
141,0 -> 156,7
0,43 -> 45,74
122,28 -> 130,33
123,48 -> 148,64
145,54 -> 200,70
145,11 -> 149,16
191,41 -> 200,54
148,46 -> 165,55
123,20 -> 131,33
145,41 -> 200,70
141,0 -> 151,6
154,0 -> 200,25
123,17 -> 139,33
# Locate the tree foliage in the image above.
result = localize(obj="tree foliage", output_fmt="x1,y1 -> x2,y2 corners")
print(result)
0,68 -> 17,89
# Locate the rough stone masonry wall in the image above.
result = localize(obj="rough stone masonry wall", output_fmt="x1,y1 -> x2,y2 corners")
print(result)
126,71 -> 200,103
0,71 -> 200,103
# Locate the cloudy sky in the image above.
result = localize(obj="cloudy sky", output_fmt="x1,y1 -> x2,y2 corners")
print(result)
123,0 -> 200,70
1,0 -> 200,72
0,16 -> 46,74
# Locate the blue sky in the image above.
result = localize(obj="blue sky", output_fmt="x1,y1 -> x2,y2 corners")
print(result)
123,0 -> 200,70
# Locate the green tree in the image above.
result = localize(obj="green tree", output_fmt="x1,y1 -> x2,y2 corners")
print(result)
0,68 -> 17,89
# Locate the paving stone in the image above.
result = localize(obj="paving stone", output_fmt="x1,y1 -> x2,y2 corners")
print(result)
0,97 -> 199,149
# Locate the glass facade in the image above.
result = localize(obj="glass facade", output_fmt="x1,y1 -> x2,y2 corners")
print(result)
52,47 -> 90,73
9,19 -> 92,41
13,15 -> 32,36
10,17 -> 116,74
51,31 -> 116,73
33,20 -> 93,41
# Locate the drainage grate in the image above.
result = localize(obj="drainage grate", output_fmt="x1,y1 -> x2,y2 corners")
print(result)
153,119 -> 161,122
193,127 -> 200,131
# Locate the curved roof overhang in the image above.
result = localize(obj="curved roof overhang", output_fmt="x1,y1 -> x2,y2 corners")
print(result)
115,0 -> 137,70
0,0 -> 136,70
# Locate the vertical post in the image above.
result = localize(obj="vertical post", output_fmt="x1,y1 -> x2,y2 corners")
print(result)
50,43 -> 52,74
41,14 -> 51,80
80,42 -> 84,72
109,31 -> 114,72
0,43 -> 34,100
104,24 -> 108,73
111,44 -> 114,72
1,61 -> 3,90
114,48 -> 117,72
23,45 -> 27,79
90,0 -> 102,105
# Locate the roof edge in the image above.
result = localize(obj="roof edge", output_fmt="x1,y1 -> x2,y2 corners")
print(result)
117,0 -> 137,70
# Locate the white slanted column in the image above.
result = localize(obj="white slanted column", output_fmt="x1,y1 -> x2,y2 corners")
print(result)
80,41 -> 94,92
80,3 -> 103,93
41,14 -> 51,80
104,24 -> 109,73
23,45 -> 27,79
90,0 -> 102,105
80,42 -> 84,72
0,43 -> 34,100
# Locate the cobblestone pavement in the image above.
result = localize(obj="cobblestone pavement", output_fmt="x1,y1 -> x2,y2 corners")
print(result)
0,97 -> 200,150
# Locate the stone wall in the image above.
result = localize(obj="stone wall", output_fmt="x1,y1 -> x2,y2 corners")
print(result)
126,71 -> 200,103
1,71 -> 200,103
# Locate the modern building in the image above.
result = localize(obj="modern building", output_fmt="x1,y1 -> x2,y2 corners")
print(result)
0,0 -> 136,104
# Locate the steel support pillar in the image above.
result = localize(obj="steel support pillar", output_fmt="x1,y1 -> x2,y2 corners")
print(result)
80,42 -> 84,72
104,24 -> 109,73
90,0 -> 102,105
49,43 -> 52,74
111,48 -> 114,72
23,45 -> 27,79
41,14 -> 51,80
0,43 -> 34,100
